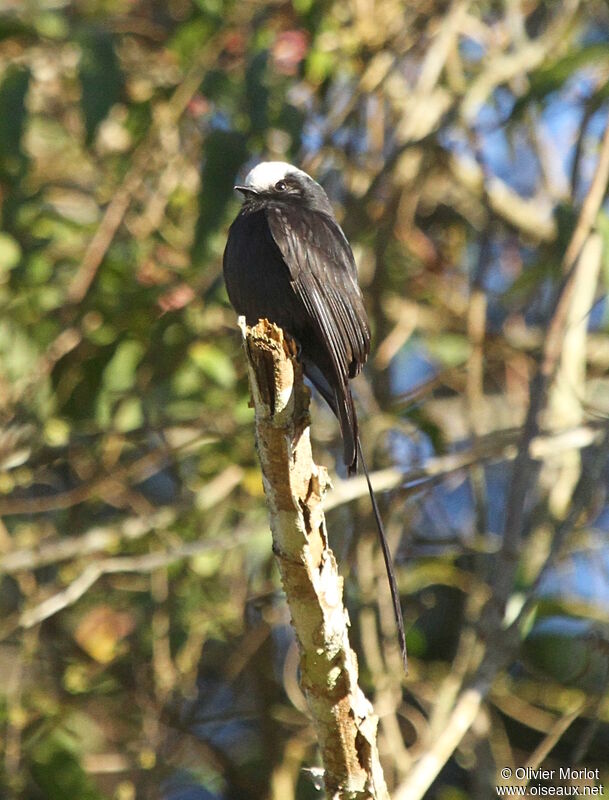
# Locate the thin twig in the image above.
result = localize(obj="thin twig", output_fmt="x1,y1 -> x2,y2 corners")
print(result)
0,432 -> 215,516
494,118 -> 609,617
17,531 -> 253,630
398,114 -> 609,800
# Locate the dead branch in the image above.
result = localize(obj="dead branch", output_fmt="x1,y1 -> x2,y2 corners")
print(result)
240,318 -> 390,800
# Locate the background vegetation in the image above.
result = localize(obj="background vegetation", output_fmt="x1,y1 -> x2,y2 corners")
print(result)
1,0 -> 609,797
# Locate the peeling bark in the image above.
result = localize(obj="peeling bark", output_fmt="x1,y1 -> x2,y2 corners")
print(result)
240,318 -> 390,800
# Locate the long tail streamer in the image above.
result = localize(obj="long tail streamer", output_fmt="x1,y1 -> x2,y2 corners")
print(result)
357,438 -> 408,673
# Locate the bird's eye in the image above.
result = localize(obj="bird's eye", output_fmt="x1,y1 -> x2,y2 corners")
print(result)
275,180 -> 287,191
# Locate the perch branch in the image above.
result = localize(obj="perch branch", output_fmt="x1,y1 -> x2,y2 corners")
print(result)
240,318 -> 390,800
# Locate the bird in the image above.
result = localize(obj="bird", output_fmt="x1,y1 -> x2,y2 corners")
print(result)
223,161 -> 407,671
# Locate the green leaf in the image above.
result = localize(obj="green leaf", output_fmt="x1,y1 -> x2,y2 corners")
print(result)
102,340 -> 144,393
78,32 -> 124,144
172,360 -> 203,396
30,733 -> 104,800
0,232 -> 22,272
596,209 -> 609,288
0,320 -> 40,383
192,0 -> 224,14
511,44 -> 609,118
43,418 -> 71,447
191,129 -> 248,264
169,17 -> 216,69
0,15 -> 35,42
189,342 -> 236,388
0,66 -> 30,176
503,258 -> 557,304
306,48 -> 336,83
114,396 -> 143,432
427,334 -> 470,367
524,617 -> 609,692
34,12 -> 69,39
245,51 -> 269,134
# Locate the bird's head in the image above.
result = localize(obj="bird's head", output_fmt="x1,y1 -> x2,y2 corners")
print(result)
235,161 -> 334,215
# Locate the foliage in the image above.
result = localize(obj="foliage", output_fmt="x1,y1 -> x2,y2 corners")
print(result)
1,0 -> 609,798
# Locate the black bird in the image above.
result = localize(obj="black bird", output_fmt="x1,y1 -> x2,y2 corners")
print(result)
223,161 -> 407,670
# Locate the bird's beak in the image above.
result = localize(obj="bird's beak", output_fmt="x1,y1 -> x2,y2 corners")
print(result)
235,185 -> 258,196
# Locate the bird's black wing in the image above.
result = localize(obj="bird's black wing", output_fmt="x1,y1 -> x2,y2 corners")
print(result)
266,204 -> 408,670
265,203 -> 370,473
265,204 -> 370,383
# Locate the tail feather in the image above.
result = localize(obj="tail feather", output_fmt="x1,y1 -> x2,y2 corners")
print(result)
337,385 -> 358,476
302,356 -> 407,670
302,357 -> 357,473
357,438 -> 408,672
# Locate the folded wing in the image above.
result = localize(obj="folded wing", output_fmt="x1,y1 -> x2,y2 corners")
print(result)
265,205 -> 370,471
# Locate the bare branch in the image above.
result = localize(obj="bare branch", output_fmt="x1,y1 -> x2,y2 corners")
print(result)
494,118 -> 609,618
395,684 -> 486,800
0,508 -> 175,573
241,318 -> 390,800
394,111 -> 609,800
0,431 -> 215,516
17,531 -> 252,630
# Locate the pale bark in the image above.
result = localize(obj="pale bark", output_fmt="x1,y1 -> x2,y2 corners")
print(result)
240,318 -> 390,800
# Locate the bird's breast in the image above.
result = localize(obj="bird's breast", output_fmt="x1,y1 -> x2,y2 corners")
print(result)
223,209 -> 307,335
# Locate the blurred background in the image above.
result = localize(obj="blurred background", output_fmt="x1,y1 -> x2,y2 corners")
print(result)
2,0 -> 609,797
